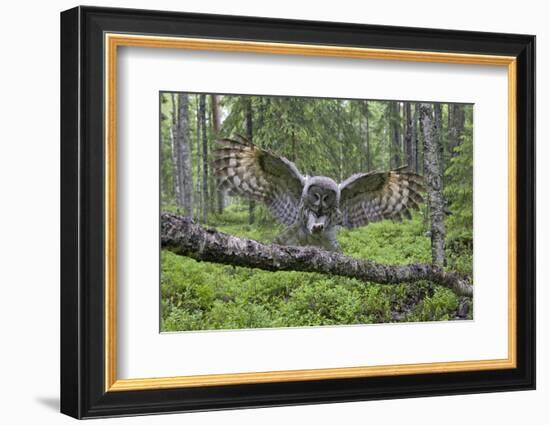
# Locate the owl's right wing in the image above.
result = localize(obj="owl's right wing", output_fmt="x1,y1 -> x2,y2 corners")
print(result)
213,137 -> 305,225
339,170 -> 425,228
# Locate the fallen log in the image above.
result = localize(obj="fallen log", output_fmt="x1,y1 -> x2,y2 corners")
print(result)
161,212 -> 473,297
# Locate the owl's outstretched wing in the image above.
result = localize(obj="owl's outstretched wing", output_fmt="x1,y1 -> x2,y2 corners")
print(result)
339,170 -> 425,228
213,136 -> 305,225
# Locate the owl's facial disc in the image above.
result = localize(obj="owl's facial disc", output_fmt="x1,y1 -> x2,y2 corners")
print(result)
305,191 -> 331,234
303,179 -> 339,234
306,185 -> 337,213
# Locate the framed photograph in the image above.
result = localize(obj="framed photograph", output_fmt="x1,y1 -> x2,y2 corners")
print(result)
60,6 -> 535,419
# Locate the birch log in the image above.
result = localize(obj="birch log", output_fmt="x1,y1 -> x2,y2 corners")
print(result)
161,212 -> 473,297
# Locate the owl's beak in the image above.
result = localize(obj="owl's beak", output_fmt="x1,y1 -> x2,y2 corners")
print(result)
307,212 -> 327,234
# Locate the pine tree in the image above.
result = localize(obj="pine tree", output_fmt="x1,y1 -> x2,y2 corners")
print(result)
173,93 -> 193,216
211,94 -> 225,214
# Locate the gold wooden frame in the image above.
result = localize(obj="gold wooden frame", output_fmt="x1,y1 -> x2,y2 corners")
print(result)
104,33 -> 517,392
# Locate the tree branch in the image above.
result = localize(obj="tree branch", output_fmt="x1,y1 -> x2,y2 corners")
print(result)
161,212 -> 473,297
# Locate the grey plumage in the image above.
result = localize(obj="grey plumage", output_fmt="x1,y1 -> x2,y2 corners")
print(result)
213,137 -> 425,251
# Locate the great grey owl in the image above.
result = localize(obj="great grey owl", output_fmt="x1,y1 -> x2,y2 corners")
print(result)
213,136 -> 425,251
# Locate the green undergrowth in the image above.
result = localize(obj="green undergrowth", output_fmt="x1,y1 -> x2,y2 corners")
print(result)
161,204 -> 472,332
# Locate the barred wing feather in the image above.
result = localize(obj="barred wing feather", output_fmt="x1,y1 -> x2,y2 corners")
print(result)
339,170 -> 425,228
213,137 -> 305,225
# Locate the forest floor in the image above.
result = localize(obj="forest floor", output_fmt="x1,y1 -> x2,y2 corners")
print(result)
161,204 -> 473,332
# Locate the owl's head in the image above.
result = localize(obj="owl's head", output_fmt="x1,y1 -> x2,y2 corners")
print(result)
303,176 -> 339,212
301,176 -> 341,234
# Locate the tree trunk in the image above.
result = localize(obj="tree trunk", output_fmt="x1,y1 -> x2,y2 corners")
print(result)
199,95 -> 208,224
404,102 -> 414,171
419,103 -> 446,266
211,95 -> 225,214
448,103 -> 465,157
170,94 -> 180,205
390,102 -> 402,169
161,212 -> 472,297
434,103 -> 444,171
173,94 -> 193,216
413,103 -> 420,173
361,100 -> 371,172
195,99 -> 202,221
245,97 -> 255,225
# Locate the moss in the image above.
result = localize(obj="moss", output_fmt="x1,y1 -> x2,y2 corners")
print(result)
160,206 -> 470,331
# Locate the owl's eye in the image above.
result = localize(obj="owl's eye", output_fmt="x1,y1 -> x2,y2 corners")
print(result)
310,191 -> 321,204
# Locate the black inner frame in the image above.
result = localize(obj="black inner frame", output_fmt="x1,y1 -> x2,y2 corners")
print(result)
61,6 -> 535,419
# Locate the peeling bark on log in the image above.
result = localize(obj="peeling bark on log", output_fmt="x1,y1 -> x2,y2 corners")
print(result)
161,212 -> 473,297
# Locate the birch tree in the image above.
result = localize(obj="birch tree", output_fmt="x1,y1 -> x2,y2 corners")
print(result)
419,103 -> 446,266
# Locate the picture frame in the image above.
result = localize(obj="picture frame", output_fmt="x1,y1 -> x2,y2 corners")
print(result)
60,5 -> 535,419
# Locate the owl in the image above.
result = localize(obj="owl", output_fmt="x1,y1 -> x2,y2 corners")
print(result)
213,136 -> 425,251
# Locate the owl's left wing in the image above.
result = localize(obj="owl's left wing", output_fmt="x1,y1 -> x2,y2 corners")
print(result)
339,170 -> 425,228
213,137 -> 305,225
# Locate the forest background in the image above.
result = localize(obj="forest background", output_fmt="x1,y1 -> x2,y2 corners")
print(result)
160,93 -> 473,331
